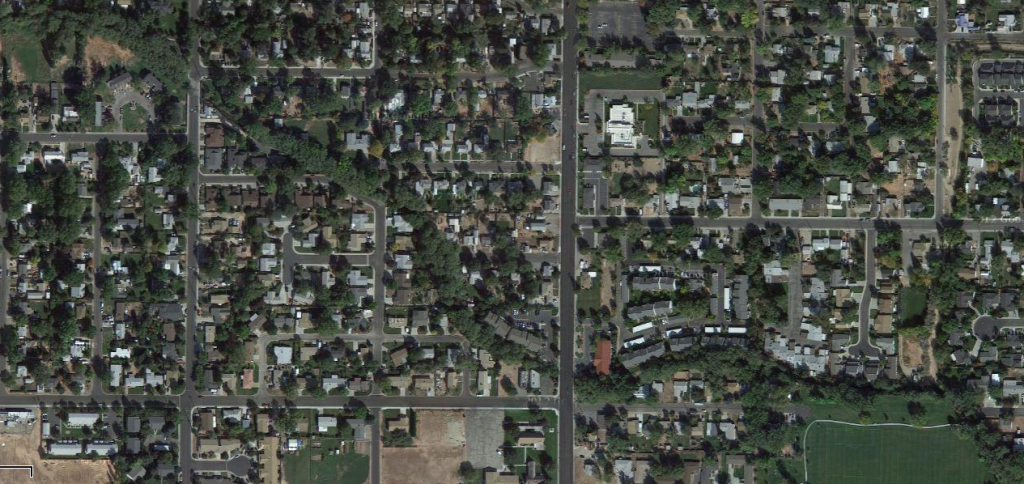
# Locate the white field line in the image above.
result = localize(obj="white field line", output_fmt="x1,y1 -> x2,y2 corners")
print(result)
801,419 -> 952,483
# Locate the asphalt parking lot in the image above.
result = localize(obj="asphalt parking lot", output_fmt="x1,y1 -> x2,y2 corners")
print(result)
588,2 -> 653,49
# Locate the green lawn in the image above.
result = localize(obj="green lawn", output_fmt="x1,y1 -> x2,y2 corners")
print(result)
805,423 -> 987,484
900,287 -> 928,323
121,105 -> 149,132
282,439 -> 369,484
807,394 -> 955,426
577,275 -> 603,314
285,119 -> 333,146
757,458 -> 804,484
7,35 -> 51,83
637,103 -> 659,137
580,71 -> 662,92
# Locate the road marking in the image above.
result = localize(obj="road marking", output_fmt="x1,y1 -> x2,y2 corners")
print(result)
0,465 -> 33,478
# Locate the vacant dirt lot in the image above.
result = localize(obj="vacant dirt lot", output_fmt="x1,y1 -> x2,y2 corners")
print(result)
600,261 -> 616,316
497,365 -> 519,397
524,133 -> 561,165
84,37 -> 134,69
900,335 -> 924,376
574,456 -> 605,484
414,410 -> 465,447
0,423 -> 114,484
381,446 -> 462,484
382,410 -> 466,484
944,79 -> 964,217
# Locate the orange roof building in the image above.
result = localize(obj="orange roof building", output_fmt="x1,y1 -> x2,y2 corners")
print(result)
594,340 -> 612,375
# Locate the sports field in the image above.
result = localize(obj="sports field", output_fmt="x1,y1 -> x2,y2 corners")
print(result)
804,422 -> 987,484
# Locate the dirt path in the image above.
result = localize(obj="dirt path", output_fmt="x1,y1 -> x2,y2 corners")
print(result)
600,261 -> 615,316
943,59 -> 964,216
927,311 -> 939,380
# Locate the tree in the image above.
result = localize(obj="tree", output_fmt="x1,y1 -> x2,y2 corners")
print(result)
741,9 -> 759,29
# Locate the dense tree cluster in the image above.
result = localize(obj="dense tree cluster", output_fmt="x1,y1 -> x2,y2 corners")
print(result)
200,0 -> 365,67
1,0 -> 190,90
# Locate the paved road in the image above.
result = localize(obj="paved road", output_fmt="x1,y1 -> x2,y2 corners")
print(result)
578,214 -> 1024,232
0,393 -> 557,409
0,249 -> 9,397
21,132 -> 178,143
850,230 -> 881,358
401,161 -> 561,175
972,315 -> 1024,341
935,0 -> 949,219
370,408 -> 381,484
180,1 -> 204,478
557,0 -> 580,480
786,255 -> 803,336
89,160 -> 104,399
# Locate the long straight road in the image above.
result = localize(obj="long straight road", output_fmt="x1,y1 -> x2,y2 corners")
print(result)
0,249 -> 9,397
89,159 -> 104,399
934,0 -> 949,218
557,0 -> 580,481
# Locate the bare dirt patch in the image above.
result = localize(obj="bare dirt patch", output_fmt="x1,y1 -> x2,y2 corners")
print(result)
381,446 -> 462,484
878,66 -> 896,93
497,365 -> 519,397
84,37 -> 134,68
945,79 -> 964,217
900,335 -> 924,376
413,410 -> 465,447
383,410 -> 466,484
600,261 -> 616,316
524,133 -> 561,166
610,157 -> 662,175
880,173 -> 910,200
0,423 -> 114,484
574,456 -> 605,484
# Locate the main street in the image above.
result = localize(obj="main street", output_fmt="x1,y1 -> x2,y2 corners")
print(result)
557,0 -> 580,480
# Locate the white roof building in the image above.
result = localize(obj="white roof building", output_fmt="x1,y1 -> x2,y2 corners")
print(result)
67,413 -> 100,428
606,104 -> 637,149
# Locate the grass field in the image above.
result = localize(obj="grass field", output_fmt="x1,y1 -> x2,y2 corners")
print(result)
637,103 -> 659,137
900,287 -> 928,324
580,71 -> 662,92
282,439 -> 369,484
285,119 -> 333,146
805,422 -> 987,484
121,106 -> 150,132
5,35 -> 51,83
806,394 -> 955,426
758,457 -> 804,484
577,275 -> 603,314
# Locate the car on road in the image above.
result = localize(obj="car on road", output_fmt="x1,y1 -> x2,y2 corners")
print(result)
50,133 -> 56,138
